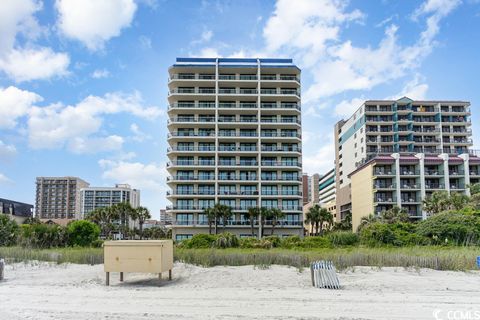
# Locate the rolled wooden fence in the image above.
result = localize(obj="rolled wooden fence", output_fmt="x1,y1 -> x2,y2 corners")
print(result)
310,260 -> 340,289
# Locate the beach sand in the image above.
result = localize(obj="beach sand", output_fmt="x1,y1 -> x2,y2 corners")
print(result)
0,262 -> 479,319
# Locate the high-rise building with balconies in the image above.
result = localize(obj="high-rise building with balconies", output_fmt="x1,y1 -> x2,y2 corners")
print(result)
333,97 -> 475,229
35,176 -> 89,225
166,58 -> 303,240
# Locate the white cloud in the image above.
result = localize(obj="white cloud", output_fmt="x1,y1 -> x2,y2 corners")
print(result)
91,68 -> 110,79
302,137 -> 335,175
0,173 -> 12,185
263,0 -> 364,67
334,97 -> 365,118
261,0 -> 459,104
0,86 -> 43,129
27,91 -> 163,150
386,74 -> 429,101
130,123 -> 150,142
0,140 -> 17,160
0,0 -> 42,52
196,47 -> 220,58
99,159 -> 167,192
139,35 -> 152,49
55,0 -> 137,51
0,48 -> 70,82
68,135 -> 124,154
0,0 -> 70,82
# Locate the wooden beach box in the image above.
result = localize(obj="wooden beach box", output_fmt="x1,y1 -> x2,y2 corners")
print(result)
103,240 -> 173,285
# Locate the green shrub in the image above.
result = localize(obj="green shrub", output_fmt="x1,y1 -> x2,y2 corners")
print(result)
263,235 -> 281,248
298,236 -> 331,248
18,223 -> 68,249
67,220 -> 100,247
91,239 -> 104,248
326,231 -> 359,246
0,214 -> 19,246
416,212 -> 480,245
182,234 -> 217,249
239,237 -> 273,249
360,222 -> 429,247
280,235 -> 301,249
213,232 -> 239,248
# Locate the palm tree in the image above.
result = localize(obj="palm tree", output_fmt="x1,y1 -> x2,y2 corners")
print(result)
423,191 -> 450,215
305,205 -> 321,236
358,213 -> 378,231
259,207 -> 270,238
449,192 -> 469,211
318,207 -> 334,234
203,207 -> 215,235
247,207 -> 259,237
216,204 -> 233,231
134,206 -> 151,239
269,208 -> 285,235
86,206 -> 118,238
111,202 -> 136,239
379,206 -> 409,224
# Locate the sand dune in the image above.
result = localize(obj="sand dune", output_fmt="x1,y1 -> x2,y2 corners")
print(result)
0,262 -> 479,319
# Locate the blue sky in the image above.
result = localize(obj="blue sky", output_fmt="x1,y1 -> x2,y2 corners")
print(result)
0,0 -> 479,218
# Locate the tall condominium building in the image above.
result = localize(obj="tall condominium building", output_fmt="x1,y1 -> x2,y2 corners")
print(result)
35,177 -> 89,225
318,168 -> 336,204
333,97 -> 474,228
302,173 -> 320,205
167,57 -> 302,240
79,184 -> 140,218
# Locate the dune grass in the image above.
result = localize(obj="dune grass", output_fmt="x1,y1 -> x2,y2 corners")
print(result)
1,246 -> 479,271
175,246 -> 480,271
0,246 -> 103,265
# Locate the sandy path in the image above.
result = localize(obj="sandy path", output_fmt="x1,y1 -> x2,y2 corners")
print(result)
0,262 -> 479,320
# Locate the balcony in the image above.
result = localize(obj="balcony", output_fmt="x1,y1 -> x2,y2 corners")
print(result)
374,196 -> 397,203
168,117 -> 215,123
168,146 -> 215,152
260,161 -> 301,167
261,190 -> 302,196
218,175 -> 257,181
260,102 -> 300,110
449,170 -> 464,176
261,146 -> 301,152
169,88 -> 216,95
400,183 -> 419,189
399,170 -> 420,176
169,74 -> 215,80
168,132 -> 216,138
425,184 -> 445,189
217,190 -> 259,196
261,176 -> 301,182
374,169 -> 395,176
167,190 -> 215,196
167,160 -> 215,167
167,175 -> 215,181
374,183 -> 396,189
172,219 -> 303,227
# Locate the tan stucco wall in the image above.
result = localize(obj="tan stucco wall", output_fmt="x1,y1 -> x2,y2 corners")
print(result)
351,164 -> 374,232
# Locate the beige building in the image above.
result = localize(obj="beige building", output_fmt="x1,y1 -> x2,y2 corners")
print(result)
166,57 -> 303,240
35,176 -> 89,225
350,153 -> 480,231
335,97 -> 472,223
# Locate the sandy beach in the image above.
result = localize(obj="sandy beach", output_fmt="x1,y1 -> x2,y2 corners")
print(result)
0,262 -> 479,320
